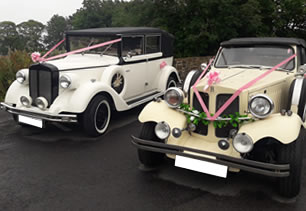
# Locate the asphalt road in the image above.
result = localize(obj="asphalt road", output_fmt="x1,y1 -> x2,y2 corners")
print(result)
0,107 -> 306,211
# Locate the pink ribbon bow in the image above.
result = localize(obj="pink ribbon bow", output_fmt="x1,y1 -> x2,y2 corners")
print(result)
204,71 -> 221,91
31,52 -> 41,62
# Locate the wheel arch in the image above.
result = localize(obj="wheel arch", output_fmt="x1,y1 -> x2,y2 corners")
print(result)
157,66 -> 181,91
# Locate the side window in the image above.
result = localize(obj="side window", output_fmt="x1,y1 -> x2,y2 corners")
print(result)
146,36 -> 161,54
122,36 -> 144,57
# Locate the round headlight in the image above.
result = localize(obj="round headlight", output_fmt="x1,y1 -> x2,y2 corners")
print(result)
16,71 -> 26,84
35,97 -> 48,110
155,121 -> 170,140
233,133 -> 253,153
164,87 -> 184,108
60,75 -> 71,89
20,96 -> 32,107
249,94 -> 274,119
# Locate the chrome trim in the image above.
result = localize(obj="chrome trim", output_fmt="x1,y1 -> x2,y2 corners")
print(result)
177,109 -> 252,121
248,94 -> 274,119
0,102 -> 77,123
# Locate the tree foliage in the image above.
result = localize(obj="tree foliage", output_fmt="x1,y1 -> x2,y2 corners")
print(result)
44,15 -> 70,50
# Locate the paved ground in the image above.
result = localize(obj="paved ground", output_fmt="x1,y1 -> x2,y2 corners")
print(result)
0,108 -> 305,211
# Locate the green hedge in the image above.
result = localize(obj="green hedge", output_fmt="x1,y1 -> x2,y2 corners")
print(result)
0,51 -> 33,101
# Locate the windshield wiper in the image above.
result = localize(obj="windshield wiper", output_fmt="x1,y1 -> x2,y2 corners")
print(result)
257,65 -> 288,72
228,65 -> 262,69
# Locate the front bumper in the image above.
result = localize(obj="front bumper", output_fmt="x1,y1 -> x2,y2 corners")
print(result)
131,136 -> 290,177
0,102 -> 78,123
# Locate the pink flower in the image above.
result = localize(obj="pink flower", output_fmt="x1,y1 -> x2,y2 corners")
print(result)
204,71 -> 221,91
31,52 -> 41,62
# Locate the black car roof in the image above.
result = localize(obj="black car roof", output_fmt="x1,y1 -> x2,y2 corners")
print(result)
221,37 -> 306,48
65,27 -> 174,38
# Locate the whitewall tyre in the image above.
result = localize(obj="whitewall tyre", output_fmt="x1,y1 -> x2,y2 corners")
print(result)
166,75 -> 178,89
82,95 -> 111,137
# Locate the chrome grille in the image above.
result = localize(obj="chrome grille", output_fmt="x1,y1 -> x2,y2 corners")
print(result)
29,63 -> 59,107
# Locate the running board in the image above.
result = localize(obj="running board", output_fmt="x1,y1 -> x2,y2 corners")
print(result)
126,91 -> 163,106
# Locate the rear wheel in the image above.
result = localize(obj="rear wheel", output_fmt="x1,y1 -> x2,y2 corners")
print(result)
138,122 -> 165,167
82,95 -> 111,137
277,129 -> 304,197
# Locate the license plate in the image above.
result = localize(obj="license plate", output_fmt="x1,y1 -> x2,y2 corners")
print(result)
18,115 -> 43,128
175,155 -> 228,178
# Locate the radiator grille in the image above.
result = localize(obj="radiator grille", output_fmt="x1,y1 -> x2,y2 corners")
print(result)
215,94 -> 239,137
29,63 -> 59,107
192,93 -> 209,135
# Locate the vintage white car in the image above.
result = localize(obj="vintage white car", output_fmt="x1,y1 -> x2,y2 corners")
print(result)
0,27 -> 180,136
132,37 -> 306,197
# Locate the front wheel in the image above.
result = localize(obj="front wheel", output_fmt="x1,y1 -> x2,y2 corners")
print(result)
138,122 -> 165,167
277,129 -> 304,197
82,95 -> 111,137
166,75 -> 178,89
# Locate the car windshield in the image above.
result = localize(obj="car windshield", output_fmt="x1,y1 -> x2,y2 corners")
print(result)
68,36 -> 119,57
215,45 -> 295,70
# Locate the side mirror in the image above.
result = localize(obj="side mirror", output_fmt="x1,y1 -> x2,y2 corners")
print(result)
200,63 -> 207,71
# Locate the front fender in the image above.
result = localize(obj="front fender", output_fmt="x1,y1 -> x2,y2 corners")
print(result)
49,82 -> 128,114
157,65 -> 181,90
4,81 -> 29,104
139,100 -> 186,129
238,113 -> 303,144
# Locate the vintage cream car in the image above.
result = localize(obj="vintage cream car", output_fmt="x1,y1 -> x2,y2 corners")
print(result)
132,37 -> 306,197
0,27 -> 180,136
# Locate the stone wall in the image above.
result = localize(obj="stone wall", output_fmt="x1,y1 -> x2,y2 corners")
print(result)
173,56 -> 212,80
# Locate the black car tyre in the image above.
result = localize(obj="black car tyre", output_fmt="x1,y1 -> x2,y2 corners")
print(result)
82,95 -> 111,137
138,122 -> 165,166
277,129 -> 304,197
166,75 -> 178,89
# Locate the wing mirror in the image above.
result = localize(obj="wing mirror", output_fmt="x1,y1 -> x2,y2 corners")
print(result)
296,64 -> 306,77
200,63 -> 207,71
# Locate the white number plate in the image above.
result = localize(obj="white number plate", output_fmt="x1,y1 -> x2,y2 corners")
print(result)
175,155 -> 228,178
18,115 -> 43,128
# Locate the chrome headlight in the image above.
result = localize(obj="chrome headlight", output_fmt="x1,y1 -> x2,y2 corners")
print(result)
35,97 -> 48,110
16,70 -> 26,84
249,94 -> 274,119
155,121 -> 170,140
233,133 -> 253,153
20,96 -> 32,107
164,87 -> 184,108
60,75 -> 71,89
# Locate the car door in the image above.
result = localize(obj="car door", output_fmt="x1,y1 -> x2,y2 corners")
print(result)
144,35 -> 163,92
121,35 -> 147,100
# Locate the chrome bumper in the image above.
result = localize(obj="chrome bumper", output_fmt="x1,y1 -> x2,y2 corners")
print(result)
0,102 -> 78,123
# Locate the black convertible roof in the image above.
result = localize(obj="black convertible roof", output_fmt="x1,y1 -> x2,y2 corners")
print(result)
66,27 -> 174,38
221,37 -> 306,48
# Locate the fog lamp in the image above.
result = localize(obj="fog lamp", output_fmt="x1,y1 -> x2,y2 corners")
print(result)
35,97 -> 48,110
233,133 -> 253,153
20,96 -> 32,107
155,121 -> 170,140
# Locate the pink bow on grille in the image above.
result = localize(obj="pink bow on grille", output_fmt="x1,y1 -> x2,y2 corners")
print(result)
204,71 -> 221,91
31,52 -> 41,62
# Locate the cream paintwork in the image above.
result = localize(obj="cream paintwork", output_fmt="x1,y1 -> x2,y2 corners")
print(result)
238,113 -> 303,144
139,45 -> 304,165
4,52 -> 179,116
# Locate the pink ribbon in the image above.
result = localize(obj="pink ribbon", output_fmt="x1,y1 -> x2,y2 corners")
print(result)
204,71 -> 221,91
31,38 -> 122,63
193,54 -> 296,121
